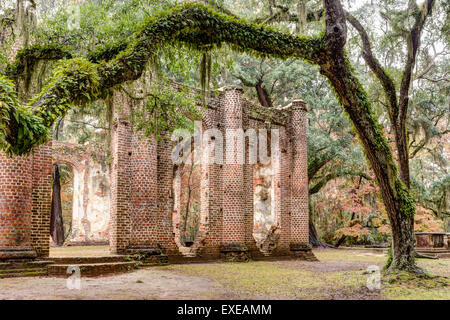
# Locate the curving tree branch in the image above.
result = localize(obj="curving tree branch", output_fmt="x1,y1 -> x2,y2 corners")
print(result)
345,12 -> 398,123
0,0 -> 432,273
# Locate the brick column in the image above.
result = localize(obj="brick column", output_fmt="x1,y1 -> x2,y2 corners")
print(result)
0,152 -> 36,260
220,86 -> 249,261
289,100 -> 311,256
129,132 -> 159,247
199,114 -> 223,258
157,134 -> 178,255
274,125 -> 291,254
109,92 -> 132,254
31,142 -> 53,258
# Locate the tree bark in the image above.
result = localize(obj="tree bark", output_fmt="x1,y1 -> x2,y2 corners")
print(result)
320,0 -> 419,273
50,164 -> 65,246
255,79 -> 272,108
308,197 -> 335,248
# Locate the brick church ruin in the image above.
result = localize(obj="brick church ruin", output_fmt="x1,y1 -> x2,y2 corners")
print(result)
0,86 -> 314,263
0,2 -> 314,266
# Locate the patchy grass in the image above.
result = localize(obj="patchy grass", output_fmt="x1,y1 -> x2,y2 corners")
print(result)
1,248 -> 448,300
314,248 -> 386,263
161,249 -> 449,300
44,246 -> 449,300
382,271 -> 450,300
161,261 -> 373,299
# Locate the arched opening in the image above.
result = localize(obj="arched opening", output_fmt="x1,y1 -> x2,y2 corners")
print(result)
50,163 -> 74,246
174,160 -> 201,248
51,142 -> 111,249
172,131 -> 211,257
253,130 -> 280,255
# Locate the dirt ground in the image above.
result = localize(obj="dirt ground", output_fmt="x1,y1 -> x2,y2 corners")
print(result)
0,248 -> 448,300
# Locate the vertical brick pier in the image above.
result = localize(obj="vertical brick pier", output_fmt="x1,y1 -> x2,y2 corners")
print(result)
0,143 -> 52,260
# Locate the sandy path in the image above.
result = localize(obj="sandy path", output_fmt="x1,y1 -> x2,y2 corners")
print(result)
0,268 -> 237,300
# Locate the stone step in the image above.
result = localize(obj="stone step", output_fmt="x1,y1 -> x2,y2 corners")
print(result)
48,255 -> 128,264
0,262 -> 11,270
23,260 -> 55,268
0,268 -> 47,279
136,255 -> 169,267
416,248 -> 450,253
47,261 -> 136,277
0,260 -> 51,271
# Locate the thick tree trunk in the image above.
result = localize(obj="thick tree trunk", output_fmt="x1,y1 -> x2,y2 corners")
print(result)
334,235 -> 346,248
319,59 -> 418,272
255,79 -> 272,108
50,164 -> 65,246
308,198 -> 334,248
388,210 -> 416,270
309,220 -> 335,248
320,0 -> 419,273
394,124 -> 411,188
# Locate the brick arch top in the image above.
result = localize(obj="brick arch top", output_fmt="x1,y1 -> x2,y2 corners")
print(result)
52,141 -> 89,173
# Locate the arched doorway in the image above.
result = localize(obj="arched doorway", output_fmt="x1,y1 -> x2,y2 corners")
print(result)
51,142 -> 111,247
253,129 -> 280,255
172,151 -> 205,256
50,163 -> 74,246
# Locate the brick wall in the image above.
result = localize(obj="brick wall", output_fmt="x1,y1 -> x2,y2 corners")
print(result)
129,132 -> 159,246
108,87 -> 310,260
0,152 -> 34,259
0,87 -> 310,261
0,143 -> 52,260
109,92 -> 132,254
221,88 -> 246,248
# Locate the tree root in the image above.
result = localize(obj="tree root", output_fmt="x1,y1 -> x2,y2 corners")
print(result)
383,270 -> 449,288
385,264 -> 431,279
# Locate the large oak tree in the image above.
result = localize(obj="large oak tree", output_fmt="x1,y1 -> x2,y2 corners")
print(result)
0,0 -> 440,273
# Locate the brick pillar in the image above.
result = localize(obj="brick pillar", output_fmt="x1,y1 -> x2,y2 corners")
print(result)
109,92 -> 132,254
157,134 -> 177,254
199,114 -> 223,258
220,86 -> 249,261
129,132 -> 159,247
31,142 -> 53,258
0,152 -> 36,260
289,100 -> 311,257
243,119 -> 257,254
274,125 -> 291,254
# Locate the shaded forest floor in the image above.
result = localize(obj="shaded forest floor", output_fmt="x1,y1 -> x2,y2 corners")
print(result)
0,249 -> 448,300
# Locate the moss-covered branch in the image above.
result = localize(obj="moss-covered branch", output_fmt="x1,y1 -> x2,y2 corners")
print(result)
345,12 -> 398,122
0,75 -> 49,156
4,44 -> 73,81
2,2 -> 325,155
